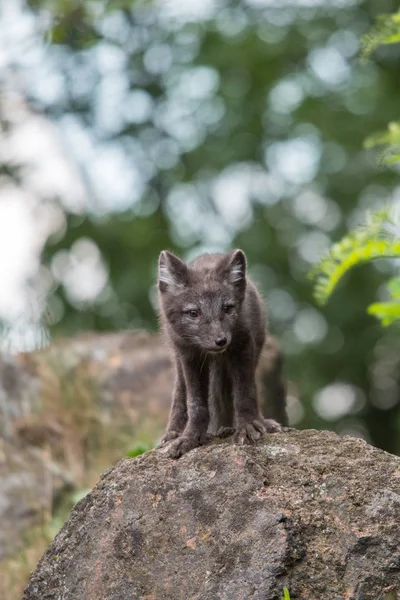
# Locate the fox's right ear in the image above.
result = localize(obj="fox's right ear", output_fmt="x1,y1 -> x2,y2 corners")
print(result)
158,251 -> 188,293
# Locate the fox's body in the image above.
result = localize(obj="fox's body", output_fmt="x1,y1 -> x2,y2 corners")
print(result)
158,249 -> 281,458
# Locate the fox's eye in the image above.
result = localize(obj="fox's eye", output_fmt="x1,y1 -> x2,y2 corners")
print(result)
187,309 -> 199,318
223,304 -> 235,314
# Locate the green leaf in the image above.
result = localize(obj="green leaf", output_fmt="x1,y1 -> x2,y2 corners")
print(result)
384,153 -> 400,165
387,277 -> 400,298
281,588 -> 291,600
368,278 -> 400,325
367,301 -> 400,326
364,123 -> 400,148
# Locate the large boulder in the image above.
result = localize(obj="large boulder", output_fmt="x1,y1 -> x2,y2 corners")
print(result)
23,429 -> 400,600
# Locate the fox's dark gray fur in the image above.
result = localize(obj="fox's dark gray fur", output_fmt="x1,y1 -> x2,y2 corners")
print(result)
158,249 -> 281,458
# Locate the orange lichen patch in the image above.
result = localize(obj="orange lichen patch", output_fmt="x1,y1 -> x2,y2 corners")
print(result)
152,494 -> 161,507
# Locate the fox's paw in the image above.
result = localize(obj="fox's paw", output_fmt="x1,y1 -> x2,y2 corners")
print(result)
165,433 -> 211,459
158,430 -> 181,445
234,420 -> 265,445
262,418 -> 282,433
216,426 -> 236,438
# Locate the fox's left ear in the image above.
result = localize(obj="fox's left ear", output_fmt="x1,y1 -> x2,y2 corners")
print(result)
158,250 -> 188,294
227,249 -> 247,289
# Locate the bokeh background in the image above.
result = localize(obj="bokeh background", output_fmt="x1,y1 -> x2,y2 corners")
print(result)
0,0 -> 400,453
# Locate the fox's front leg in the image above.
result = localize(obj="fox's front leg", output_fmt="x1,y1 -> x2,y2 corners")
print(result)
160,358 -> 187,444
231,349 -> 281,445
165,357 -> 210,458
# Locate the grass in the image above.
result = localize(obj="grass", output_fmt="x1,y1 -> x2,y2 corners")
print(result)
126,442 -> 153,458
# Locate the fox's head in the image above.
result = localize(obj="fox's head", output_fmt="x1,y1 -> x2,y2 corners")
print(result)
158,250 -> 247,353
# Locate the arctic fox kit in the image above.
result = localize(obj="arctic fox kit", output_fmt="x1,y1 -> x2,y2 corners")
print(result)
158,249 -> 281,458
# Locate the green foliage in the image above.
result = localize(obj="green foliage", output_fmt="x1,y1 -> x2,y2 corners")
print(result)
310,209 -> 400,326
4,0 -> 400,455
281,588 -> 291,600
362,12 -> 400,163
368,276 -> 400,325
364,121 -> 400,166
126,442 -> 152,458
311,8 -> 400,328
361,11 -> 400,60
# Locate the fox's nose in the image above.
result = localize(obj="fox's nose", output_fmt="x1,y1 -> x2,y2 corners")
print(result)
215,336 -> 227,347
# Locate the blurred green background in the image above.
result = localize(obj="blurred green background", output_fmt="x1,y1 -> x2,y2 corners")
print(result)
0,0 -> 399,452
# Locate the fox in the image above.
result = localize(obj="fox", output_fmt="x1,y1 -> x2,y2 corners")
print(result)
157,248 -> 282,459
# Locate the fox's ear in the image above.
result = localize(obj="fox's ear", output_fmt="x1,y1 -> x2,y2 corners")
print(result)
158,251 -> 188,293
228,249 -> 246,281
226,249 -> 247,291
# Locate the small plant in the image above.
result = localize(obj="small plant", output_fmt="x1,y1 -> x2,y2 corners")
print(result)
281,587 -> 291,600
126,442 -> 152,458
310,208 -> 400,326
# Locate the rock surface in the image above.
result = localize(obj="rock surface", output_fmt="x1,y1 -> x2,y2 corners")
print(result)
23,429 -> 400,600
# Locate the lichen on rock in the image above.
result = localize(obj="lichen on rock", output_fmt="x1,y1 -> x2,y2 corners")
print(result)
23,429 -> 400,600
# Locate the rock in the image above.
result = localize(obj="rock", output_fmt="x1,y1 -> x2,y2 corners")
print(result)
23,429 -> 400,600
2,331 -> 175,445
0,439 -> 52,560
0,353 -> 40,441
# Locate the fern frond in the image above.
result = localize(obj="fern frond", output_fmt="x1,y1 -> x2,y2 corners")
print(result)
364,121 -> 400,166
368,301 -> 400,326
310,208 -> 400,306
361,11 -> 400,61
367,276 -> 400,326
